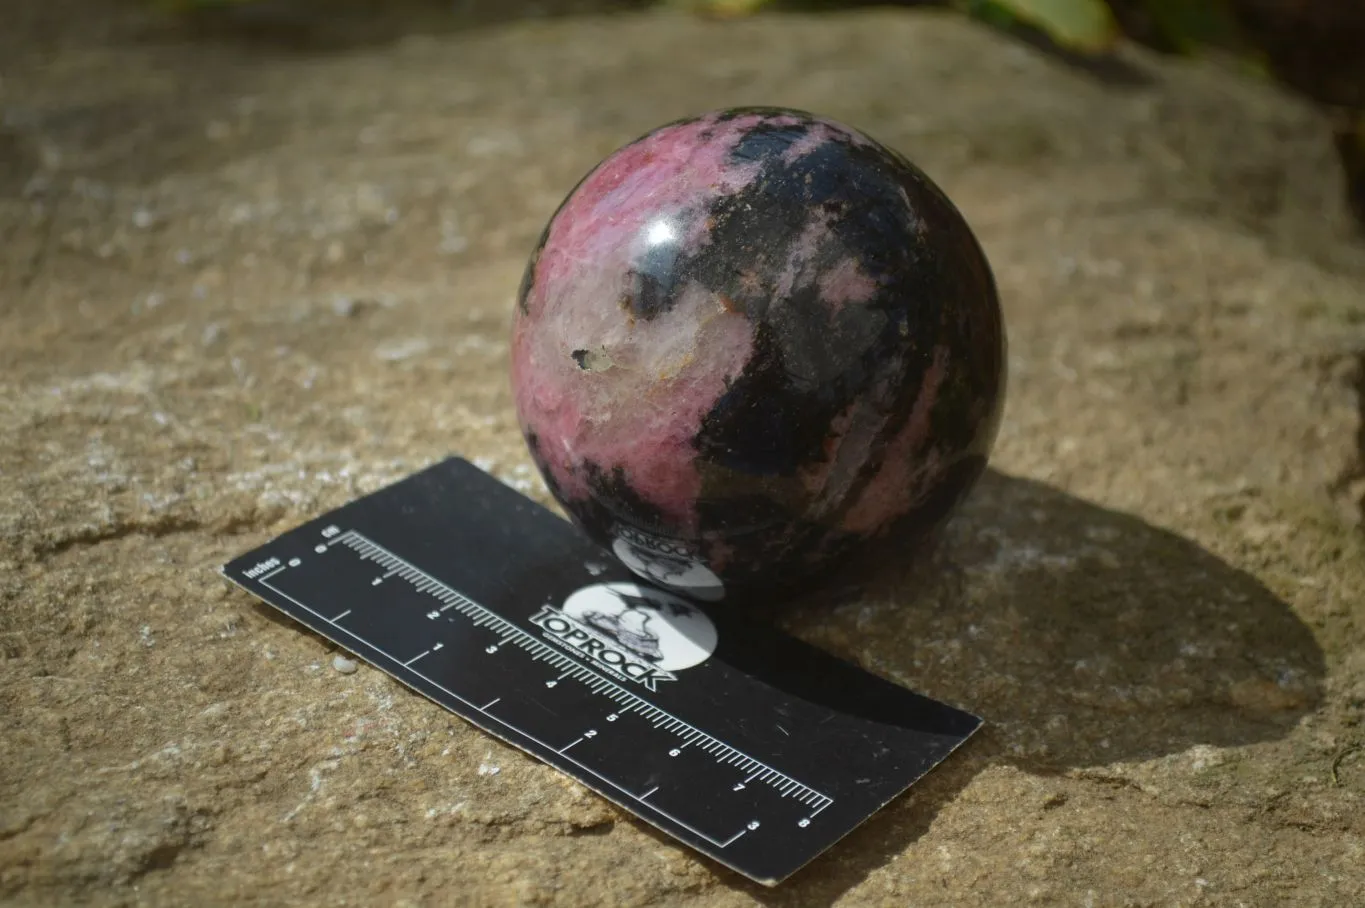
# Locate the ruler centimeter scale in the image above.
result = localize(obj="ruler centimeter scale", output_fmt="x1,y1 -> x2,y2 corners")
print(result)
221,456 -> 981,885
262,526 -> 831,843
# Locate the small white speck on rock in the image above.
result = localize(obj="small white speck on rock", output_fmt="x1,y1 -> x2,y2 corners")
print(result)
332,296 -> 356,317
333,655 -> 358,674
375,337 -> 430,362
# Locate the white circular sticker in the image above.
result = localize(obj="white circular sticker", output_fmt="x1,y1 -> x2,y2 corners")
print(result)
561,582 -> 718,672
612,533 -> 725,602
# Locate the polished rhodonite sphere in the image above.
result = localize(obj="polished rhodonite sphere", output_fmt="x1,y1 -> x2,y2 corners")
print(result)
510,107 -> 1006,603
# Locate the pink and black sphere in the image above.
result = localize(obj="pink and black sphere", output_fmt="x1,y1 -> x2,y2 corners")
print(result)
510,107 -> 1006,603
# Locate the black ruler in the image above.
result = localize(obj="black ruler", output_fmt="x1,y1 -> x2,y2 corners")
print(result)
220,456 -> 980,885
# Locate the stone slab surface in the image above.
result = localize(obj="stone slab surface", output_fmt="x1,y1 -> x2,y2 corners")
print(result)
2,2 -> 1364,905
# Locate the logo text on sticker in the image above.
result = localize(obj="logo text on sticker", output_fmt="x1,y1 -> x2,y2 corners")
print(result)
529,582 -> 719,692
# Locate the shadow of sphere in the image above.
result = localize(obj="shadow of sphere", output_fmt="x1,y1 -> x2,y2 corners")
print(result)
776,468 -> 1326,769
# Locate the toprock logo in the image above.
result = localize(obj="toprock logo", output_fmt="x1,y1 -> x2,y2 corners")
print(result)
529,582 -> 719,691
611,526 -> 725,602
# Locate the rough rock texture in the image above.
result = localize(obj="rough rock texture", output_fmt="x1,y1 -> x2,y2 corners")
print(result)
3,2 -> 1365,906
511,106 -> 1005,603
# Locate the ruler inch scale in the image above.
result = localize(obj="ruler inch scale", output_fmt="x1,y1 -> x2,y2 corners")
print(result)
221,455 -> 982,886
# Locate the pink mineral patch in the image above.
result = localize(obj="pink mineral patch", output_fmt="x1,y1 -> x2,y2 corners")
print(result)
817,256 -> 879,309
522,113 -> 770,322
839,343 -> 951,536
512,278 -> 755,533
770,210 -> 879,312
773,208 -> 835,302
779,118 -> 875,164
798,388 -> 896,520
